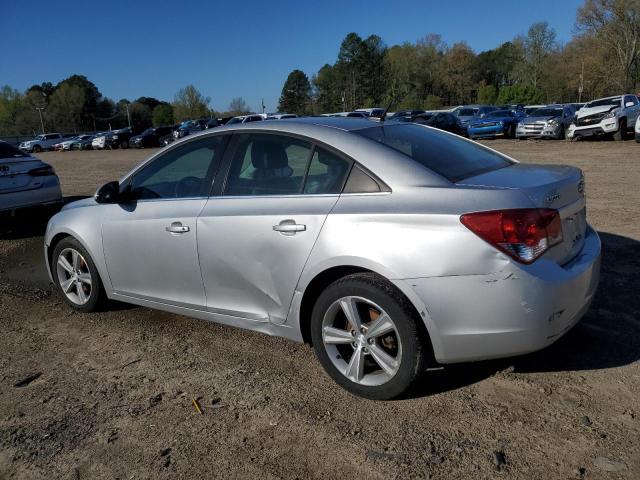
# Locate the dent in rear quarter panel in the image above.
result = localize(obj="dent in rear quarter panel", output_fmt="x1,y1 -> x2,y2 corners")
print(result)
45,204 -> 113,293
296,186 -> 535,359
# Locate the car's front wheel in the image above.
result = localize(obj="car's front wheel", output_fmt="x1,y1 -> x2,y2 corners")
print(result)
52,237 -> 104,312
613,118 -> 627,141
310,273 -> 427,400
32,145 -> 42,153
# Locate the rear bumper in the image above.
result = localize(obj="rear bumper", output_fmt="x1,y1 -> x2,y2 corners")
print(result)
406,226 -> 601,364
0,177 -> 62,213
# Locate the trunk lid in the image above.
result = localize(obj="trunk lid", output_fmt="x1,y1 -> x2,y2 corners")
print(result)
0,158 -> 46,193
458,163 -> 587,265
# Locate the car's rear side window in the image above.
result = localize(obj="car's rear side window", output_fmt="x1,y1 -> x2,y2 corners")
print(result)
354,124 -> 513,182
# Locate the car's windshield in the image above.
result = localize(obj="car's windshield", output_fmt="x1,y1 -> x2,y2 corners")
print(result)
531,108 -> 563,117
584,97 -> 621,108
141,128 -> 154,135
0,142 -> 29,159
486,110 -> 513,118
455,108 -> 476,116
226,117 -> 243,125
354,124 -> 512,182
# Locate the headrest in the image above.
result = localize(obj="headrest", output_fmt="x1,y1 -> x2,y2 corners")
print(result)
251,141 -> 289,170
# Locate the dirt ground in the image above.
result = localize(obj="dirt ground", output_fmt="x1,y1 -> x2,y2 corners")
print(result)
1,139 -> 639,479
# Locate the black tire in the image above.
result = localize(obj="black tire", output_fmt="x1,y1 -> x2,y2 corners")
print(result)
32,145 -> 42,153
51,237 -> 105,313
557,124 -> 565,140
121,139 -> 129,149
507,124 -> 516,139
613,118 -> 627,141
310,273 -> 428,400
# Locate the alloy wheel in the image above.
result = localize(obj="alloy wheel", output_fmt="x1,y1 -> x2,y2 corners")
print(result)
56,248 -> 92,305
321,296 -> 402,386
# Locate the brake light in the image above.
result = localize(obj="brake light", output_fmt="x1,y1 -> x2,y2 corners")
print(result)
28,166 -> 55,177
460,208 -> 563,264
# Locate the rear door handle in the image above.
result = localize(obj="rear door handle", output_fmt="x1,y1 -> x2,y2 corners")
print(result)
165,221 -> 190,234
273,219 -> 306,236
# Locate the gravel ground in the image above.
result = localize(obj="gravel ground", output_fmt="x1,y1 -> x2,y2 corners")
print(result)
0,139 -> 639,479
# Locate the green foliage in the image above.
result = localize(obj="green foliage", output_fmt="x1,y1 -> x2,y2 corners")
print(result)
278,69 -> 311,115
227,97 -> 250,116
152,104 -> 174,126
477,83 -> 498,104
497,84 -> 543,105
172,85 -> 211,121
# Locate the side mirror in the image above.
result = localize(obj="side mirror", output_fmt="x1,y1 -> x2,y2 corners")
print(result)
95,181 -> 121,204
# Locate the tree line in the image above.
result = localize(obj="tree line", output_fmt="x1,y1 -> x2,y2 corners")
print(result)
0,76 -> 253,136
278,0 -> 640,115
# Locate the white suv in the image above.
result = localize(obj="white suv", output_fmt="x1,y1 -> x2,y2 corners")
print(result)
567,94 -> 640,140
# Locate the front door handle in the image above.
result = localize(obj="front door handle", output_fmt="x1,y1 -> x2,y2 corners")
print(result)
273,219 -> 306,236
165,221 -> 190,234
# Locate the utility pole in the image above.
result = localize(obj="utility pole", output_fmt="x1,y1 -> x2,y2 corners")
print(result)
35,107 -> 45,134
125,103 -> 131,128
578,60 -> 584,103
261,98 -> 266,114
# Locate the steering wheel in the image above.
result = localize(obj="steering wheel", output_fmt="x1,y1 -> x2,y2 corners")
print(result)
174,176 -> 202,198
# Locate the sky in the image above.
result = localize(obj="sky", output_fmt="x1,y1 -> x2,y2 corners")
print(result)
1,0 -> 584,112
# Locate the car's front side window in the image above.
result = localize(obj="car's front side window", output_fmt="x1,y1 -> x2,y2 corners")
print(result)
129,136 -> 225,200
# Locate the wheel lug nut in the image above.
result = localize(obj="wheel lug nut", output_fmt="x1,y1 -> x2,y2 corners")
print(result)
363,347 -> 369,353
360,327 -> 366,334
351,330 -> 356,337
368,338 -> 374,344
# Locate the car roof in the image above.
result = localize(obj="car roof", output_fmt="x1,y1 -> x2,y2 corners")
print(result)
123,117 -> 453,189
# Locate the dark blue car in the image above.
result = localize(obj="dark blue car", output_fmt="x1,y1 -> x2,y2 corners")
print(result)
468,110 -> 525,139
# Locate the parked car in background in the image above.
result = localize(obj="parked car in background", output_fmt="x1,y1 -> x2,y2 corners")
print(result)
330,112 -> 369,118
567,94 -> 640,141
524,105 -> 545,116
266,113 -> 298,120
636,115 -> 640,142
19,133 -> 64,152
355,108 -> 385,118
468,109 -> 524,139
129,126 -> 175,148
226,114 -> 266,125
412,112 -> 465,135
71,135 -> 96,150
388,110 -> 426,120
44,117 -> 600,399
0,140 -> 62,215
53,135 -> 94,151
516,105 -> 576,140
107,127 -> 137,149
452,105 -> 497,130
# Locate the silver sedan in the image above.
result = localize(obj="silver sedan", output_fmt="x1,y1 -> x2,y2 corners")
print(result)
44,118 -> 601,399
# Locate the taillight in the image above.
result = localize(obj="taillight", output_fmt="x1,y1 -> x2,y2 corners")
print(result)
460,208 -> 563,264
28,166 -> 55,176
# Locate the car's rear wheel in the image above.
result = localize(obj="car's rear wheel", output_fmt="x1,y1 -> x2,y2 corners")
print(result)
310,273 -> 427,400
52,237 -> 104,312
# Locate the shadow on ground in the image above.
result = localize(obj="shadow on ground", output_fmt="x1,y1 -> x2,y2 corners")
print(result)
2,207 -> 638,399
0,196 -> 87,240
407,231 -> 640,398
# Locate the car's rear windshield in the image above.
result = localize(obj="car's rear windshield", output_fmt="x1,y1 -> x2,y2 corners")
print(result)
354,124 -> 513,182
532,108 -> 563,117
0,142 -> 28,159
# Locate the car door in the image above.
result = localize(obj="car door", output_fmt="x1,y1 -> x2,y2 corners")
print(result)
197,132 -> 352,324
625,95 -> 640,125
101,135 -> 227,308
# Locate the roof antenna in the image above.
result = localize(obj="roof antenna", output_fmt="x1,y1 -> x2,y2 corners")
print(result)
379,83 -> 416,122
